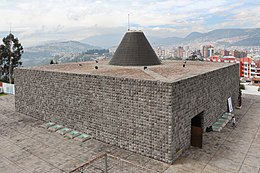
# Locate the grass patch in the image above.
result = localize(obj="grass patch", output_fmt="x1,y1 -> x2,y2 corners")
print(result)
0,93 -> 7,96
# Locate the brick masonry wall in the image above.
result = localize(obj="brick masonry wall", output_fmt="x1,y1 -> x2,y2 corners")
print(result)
170,63 -> 239,160
15,69 -> 174,162
14,63 -> 239,163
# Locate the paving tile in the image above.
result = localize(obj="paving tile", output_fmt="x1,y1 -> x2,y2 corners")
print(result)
164,166 -> 192,173
0,157 -> 12,168
172,158 -> 206,173
46,152 -> 78,167
248,146 -> 260,157
57,158 -> 85,172
144,158 -> 170,172
208,155 -> 241,172
76,151 -> 98,162
202,165 -> 234,173
33,146 -> 61,161
126,153 -> 151,166
48,168 -> 66,173
243,155 -> 260,168
180,148 -> 213,165
0,163 -> 24,173
2,147 -> 31,162
15,155 -> 55,173
222,140 -> 251,153
239,164 -> 259,173
214,147 -> 247,164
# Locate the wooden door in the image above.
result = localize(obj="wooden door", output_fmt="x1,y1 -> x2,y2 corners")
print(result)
191,126 -> 203,148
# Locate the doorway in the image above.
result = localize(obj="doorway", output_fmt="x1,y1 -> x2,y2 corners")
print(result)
191,112 -> 204,148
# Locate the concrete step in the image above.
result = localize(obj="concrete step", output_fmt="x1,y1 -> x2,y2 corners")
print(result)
213,121 -> 226,127
212,112 -> 234,132
218,118 -> 229,124
212,125 -> 222,132
48,124 -> 63,132
41,122 -> 55,129
222,113 -> 234,120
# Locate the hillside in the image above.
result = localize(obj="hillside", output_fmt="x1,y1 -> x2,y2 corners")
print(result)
22,41 -> 102,66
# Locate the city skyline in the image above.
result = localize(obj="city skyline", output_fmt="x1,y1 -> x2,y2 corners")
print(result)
0,0 -> 260,47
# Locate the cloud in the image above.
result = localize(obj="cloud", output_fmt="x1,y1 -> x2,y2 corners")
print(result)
0,0 -> 259,46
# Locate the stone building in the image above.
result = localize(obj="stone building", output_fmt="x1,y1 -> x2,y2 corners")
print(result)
15,31 -> 239,163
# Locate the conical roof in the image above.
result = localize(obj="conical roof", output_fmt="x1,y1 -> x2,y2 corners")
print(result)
109,31 -> 161,66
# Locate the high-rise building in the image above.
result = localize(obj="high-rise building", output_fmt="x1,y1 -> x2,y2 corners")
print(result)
221,50 -> 230,56
230,50 -> 247,58
202,45 -> 214,58
176,46 -> 185,59
239,57 -> 256,80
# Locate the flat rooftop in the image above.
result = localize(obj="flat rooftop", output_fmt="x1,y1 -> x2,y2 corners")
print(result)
26,60 -> 237,82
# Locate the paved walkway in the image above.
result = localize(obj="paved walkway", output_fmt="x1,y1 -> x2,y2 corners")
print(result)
242,83 -> 260,96
0,94 -> 259,173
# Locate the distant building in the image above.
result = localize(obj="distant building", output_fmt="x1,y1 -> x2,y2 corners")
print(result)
239,57 -> 255,80
255,60 -> 260,77
221,50 -> 230,56
176,46 -> 185,59
209,56 -> 258,80
202,45 -> 214,58
252,60 -> 260,85
230,50 -> 247,58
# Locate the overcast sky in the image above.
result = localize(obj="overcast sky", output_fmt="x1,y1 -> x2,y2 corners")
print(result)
0,0 -> 259,47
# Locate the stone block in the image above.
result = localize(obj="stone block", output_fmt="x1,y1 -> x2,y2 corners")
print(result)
57,128 -> 72,135
48,124 -> 63,132
65,130 -> 81,139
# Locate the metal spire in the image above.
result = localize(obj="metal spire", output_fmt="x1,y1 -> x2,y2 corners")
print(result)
128,14 -> 130,31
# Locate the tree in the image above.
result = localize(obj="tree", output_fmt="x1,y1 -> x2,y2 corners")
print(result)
0,33 -> 23,83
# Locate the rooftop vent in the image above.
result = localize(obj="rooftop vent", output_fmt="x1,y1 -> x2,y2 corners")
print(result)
109,31 -> 161,66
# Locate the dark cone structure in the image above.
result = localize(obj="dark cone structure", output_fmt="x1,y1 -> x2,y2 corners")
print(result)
109,31 -> 161,66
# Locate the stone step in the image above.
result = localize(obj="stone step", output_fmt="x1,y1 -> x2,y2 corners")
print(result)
213,121 -> 226,127
41,122 -> 55,129
218,118 -> 229,124
74,134 -> 91,142
222,113 -> 234,120
65,130 -> 81,139
57,127 -> 72,135
212,125 -> 222,132
212,112 -> 234,132
48,124 -> 63,132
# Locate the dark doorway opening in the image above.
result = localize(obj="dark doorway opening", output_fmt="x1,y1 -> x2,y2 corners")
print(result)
191,112 -> 204,148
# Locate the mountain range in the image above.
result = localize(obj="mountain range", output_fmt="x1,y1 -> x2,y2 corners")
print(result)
81,28 -> 260,48
21,28 -> 260,67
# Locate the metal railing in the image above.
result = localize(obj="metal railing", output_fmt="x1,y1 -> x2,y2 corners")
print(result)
69,153 -> 161,173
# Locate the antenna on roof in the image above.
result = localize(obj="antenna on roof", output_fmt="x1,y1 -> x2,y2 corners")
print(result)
128,14 -> 130,31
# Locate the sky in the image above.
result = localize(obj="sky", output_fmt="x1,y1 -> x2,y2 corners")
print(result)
0,0 -> 259,47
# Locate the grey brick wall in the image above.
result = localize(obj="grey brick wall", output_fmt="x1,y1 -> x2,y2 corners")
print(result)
171,64 -> 239,160
15,69 -> 174,162
14,63 -> 239,163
